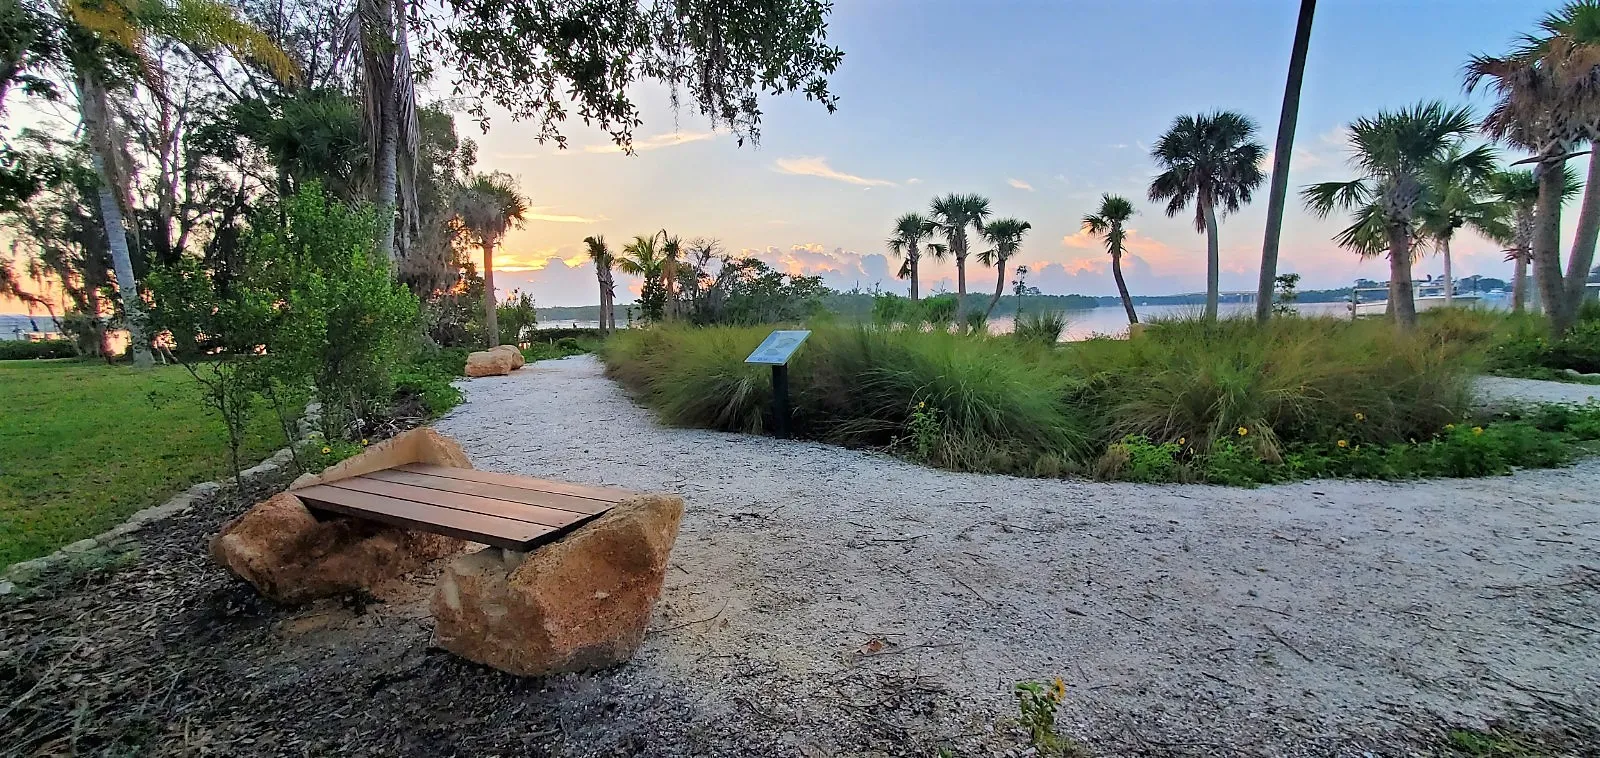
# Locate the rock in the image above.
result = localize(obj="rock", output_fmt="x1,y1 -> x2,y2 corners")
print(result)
464,345 -> 522,377
431,493 -> 684,676
215,427 -> 474,602
493,344 -> 526,369
211,492 -> 462,603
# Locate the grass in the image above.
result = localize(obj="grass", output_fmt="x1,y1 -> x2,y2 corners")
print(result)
0,361 -> 294,569
602,314 -> 1600,485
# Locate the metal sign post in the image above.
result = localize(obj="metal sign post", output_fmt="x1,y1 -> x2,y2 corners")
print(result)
744,330 -> 811,439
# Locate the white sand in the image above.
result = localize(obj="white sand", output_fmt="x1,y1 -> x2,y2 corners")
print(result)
434,356 -> 1600,754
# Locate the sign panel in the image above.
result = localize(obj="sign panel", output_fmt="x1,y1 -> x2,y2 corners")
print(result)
744,330 -> 811,365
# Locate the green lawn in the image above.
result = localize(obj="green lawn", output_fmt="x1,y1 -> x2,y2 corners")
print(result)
0,360 -> 292,569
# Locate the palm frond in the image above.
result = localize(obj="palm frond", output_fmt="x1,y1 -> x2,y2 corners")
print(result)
1300,179 -> 1370,218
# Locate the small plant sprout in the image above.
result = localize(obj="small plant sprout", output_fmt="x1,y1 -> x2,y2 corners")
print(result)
1012,679 -> 1088,758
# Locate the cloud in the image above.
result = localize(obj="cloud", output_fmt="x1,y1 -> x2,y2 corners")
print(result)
582,131 -> 718,154
1008,178 -> 1034,192
772,156 -> 896,187
738,243 -> 894,290
523,207 -> 605,224
906,177 -> 922,184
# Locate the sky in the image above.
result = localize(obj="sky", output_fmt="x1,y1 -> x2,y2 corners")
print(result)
1,0 -> 1577,311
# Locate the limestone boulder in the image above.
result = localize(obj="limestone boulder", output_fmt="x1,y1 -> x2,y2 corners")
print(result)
464,347 -> 519,377
493,344 -> 526,369
215,427 -> 473,602
210,492 -> 462,603
431,493 -> 684,676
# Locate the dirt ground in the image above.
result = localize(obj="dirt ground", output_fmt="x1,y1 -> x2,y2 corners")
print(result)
2,355 -> 1597,756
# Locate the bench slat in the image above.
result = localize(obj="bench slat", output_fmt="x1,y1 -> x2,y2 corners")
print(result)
316,477 -> 592,529
363,469 -> 611,516
296,484 -> 554,550
397,463 -> 642,503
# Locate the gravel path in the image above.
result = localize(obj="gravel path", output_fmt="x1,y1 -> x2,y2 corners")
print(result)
434,356 -> 1600,755
1477,375 -> 1600,407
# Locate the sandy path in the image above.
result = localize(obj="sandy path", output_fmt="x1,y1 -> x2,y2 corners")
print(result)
435,356 -> 1600,754
1477,375 -> 1600,407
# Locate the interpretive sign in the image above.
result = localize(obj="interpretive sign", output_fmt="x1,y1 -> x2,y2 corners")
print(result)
744,330 -> 811,365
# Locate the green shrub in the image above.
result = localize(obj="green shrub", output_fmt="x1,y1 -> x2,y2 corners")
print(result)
393,346 -> 466,419
602,315 -> 1599,484
0,339 -> 74,360
605,325 -> 1089,475
1013,311 -> 1067,344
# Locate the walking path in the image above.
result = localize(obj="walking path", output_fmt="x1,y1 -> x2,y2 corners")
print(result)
434,356 -> 1600,754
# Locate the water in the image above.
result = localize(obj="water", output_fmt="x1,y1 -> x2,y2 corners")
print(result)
990,302 -> 1355,341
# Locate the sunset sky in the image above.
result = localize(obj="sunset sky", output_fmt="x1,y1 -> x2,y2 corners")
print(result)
476,1 -> 1566,306
1,1 -> 1575,311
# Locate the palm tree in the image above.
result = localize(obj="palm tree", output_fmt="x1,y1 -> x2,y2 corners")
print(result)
617,234 -> 666,321
354,0 -> 419,264
1415,144 -> 1505,306
886,212 -> 934,300
977,217 -> 1031,318
62,0 -> 294,367
929,193 -> 990,313
1489,166 -> 1582,311
1302,102 -> 1479,330
1082,194 -> 1140,325
1256,0 -> 1318,322
1148,111 -> 1267,320
1508,1 -> 1600,327
655,230 -> 681,320
455,172 -> 528,347
584,235 -> 616,332
1467,23 -> 1600,334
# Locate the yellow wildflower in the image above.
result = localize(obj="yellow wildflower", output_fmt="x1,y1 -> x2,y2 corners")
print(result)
1354,412 -> 1366,422
1050,677 -> 1066,702
1177,437 -> 1186,446
1472,426 -> 1484,436
321,446 -> 331,454
1337,439 -> 1348,448
1445,423 -> 1456,431
1237,426 -> 1249,437
361,438 -> 369,446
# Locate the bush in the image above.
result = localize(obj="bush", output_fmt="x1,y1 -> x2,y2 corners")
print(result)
600,315 -> 1593,484
527,327 -> 605,342
393,346 -> 466,419
0,339 -> 74,360
1013,311 -> 1067,344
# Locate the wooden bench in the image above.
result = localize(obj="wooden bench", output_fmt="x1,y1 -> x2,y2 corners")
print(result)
294,463 -> 641,550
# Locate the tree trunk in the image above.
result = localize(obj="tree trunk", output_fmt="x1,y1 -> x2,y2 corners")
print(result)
483,239 -> 499,347
1564,153 -> 1600,318
986,259 -> 1006,318
1255,0 -> 1316,323
1441,234 -> 1453,307
909,254 -> 920,301
1202,199 -> 1220,321
1534,162 -> 1570,334
1387,223 -> 1417,331
78,74 -> 152,368
955,248 -> 967,312
375,99 -> 399,264
1112,248 -> 1138,324
1512,247 -> 1529,313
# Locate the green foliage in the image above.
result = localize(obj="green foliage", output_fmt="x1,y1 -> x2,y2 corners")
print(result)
522,336 -> 600,362
679,256 -> 826,326
1444,727 -> 1555,757
1272,273 -> 1300,315
256,187 -> 421,438
1013,311 -> 1067,344
392,346 -> 467,420
497,289 -> 538,345
1012,680 -> 1088,758
604,325 -> 1089,476
602,314 -> 1600,484
1482,308 -> 1600,380
0,339 -> 75,360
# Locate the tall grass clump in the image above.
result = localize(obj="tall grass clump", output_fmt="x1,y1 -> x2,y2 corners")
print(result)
1013,311 -> 1068,344
602,314 -> 1593,484
603,325 -> 1090,475
1060,315 -> 1475,459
